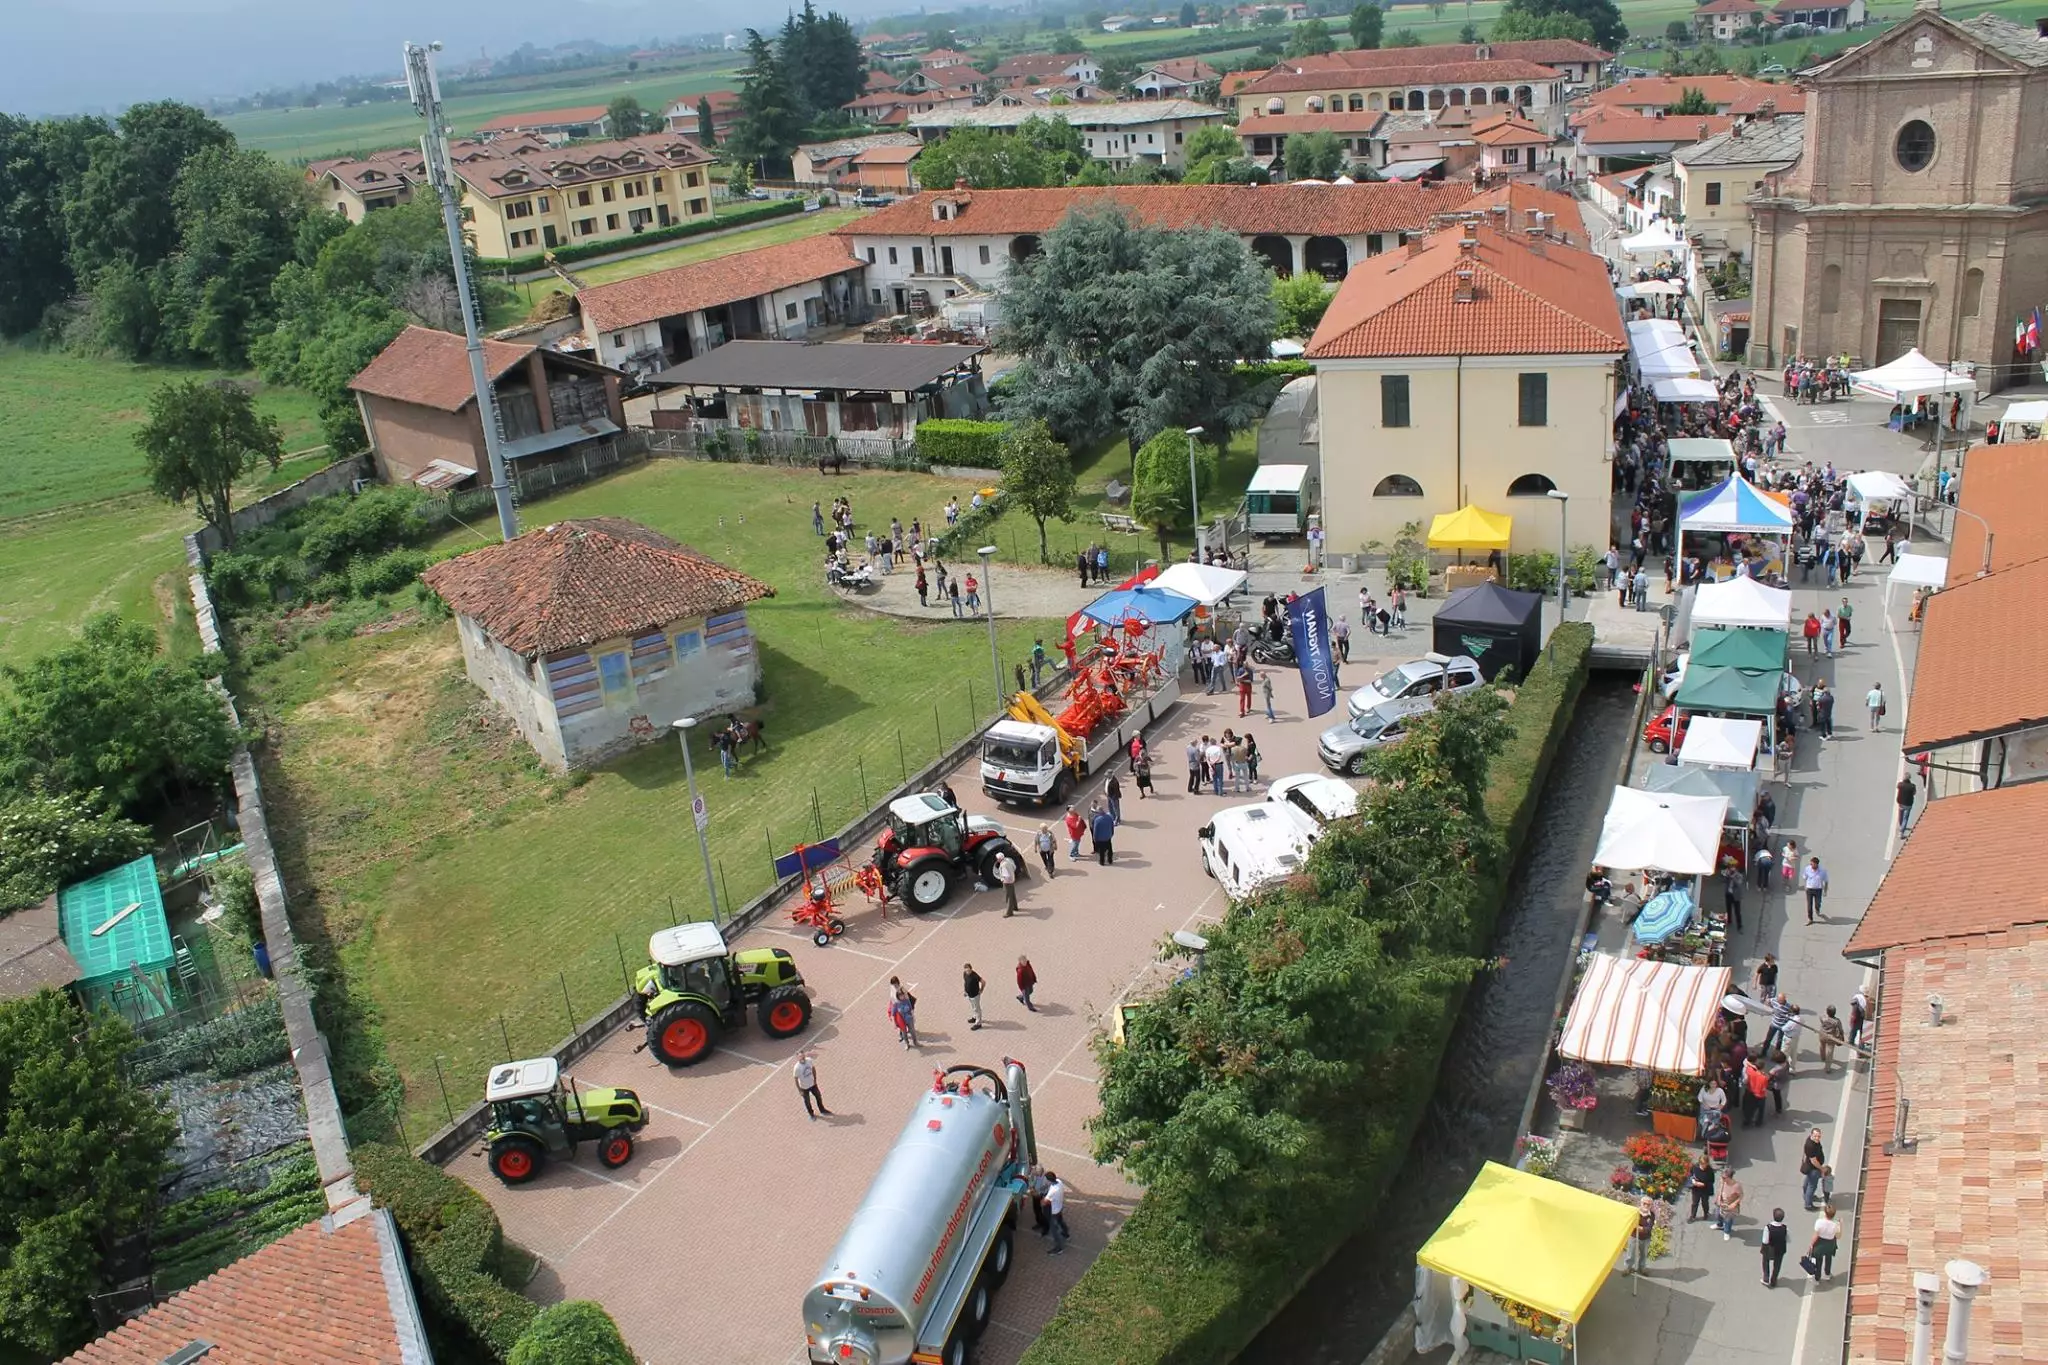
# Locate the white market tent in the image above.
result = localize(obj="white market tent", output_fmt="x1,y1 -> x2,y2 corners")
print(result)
1679,475 -> 1793,533
1559,954 -> 1734,1074
1888,552 -> 1949,589
1679,716 -> 1763,771
1850,348 -> 1976,403
1845,470 -> 1914,503
1619,279 -> 1686,298
1691,575 -> 1792,629
1668,437 -> 1735,468
1152,560 -> 1249,606
1653,377 -> 1721,404
1621,222 -> 1688,257
1994,400 -> 2048,441
1592,785 -> 1730,876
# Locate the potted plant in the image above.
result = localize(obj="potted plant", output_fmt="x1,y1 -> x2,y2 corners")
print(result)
1646,1073 -> 1700,1141
1546,1061 -> 1597,1129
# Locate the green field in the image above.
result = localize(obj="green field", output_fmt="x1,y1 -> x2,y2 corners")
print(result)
241,460 -> 1063,1138
568,206 -> 868,287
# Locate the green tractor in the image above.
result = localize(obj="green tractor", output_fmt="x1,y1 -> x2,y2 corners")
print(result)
634,922 -> 814,1066
482,1057 -> 647,1186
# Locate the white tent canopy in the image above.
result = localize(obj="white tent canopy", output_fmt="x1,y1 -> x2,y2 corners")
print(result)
1620,279 -> 1685,298
1592,785 -> 1730,876
1559,955 -> 1734,1074
1888,552 -> 1950,589
1850,348 -> 1976,402
1692,576 -> 1792,629
1668,437 -> 1735,465
1995,400 -> 2048,440
1653,377 -> 1720,404
1846,470 -> 1914,503
1151,561 -> 1249,606
1621,222 -> 1687,257
1679,716 -> 1763,771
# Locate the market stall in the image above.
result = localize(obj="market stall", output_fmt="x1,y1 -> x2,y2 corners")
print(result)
1686,626 -> 1787,671
1432,581 -> 1543,682
1844,469 -> 1914,537
1628,319 -> 1699,381
1427,504 -> 1515,591
1559,955 -> 1735,1140
1850,348 -> 1975,409
1076,585 -> 1197,630
1150,561 -> 1248,607
1666,437 -> 1736,493
1888,552 -> 1950,589
1992,399 -> 2048,443
1678,716 -> 1762,772
1652,377 -> 1719,405
1621,222 -> 1688,259
1690,575 -> 1792,630
1672,664 -> 1781,717
1677,475 -> 1793,581
1414,1162 -> 1638,1364
1592,786 -> 1729,877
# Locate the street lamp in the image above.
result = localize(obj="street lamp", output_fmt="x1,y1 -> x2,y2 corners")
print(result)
1545,488 -> 1570,615
672,718 -> 722,923
1185,426 -> 1206,556
977,545 -> 1004,702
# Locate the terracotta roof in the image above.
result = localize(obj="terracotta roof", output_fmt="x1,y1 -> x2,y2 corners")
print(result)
838,182 -> 1478,239
1848,920 -> 2048,1365
1578,74 -> 1795,111
854,143 -> 924,165
1696,0 -> 1768,15
1293,40 -> 1609,71
1947,440 -> 2048,586
1726,86 -> 1807,114
1235,110 -> 1387,138
1460,182 -> 1585,245
990,52 -> 1088,80
1845,780 -> 2048,957
578,235 -> 865,335
474,103 -> 610,133
349,325 -> 531,411
1141,57 -> 1221,82
63,1209 -> 425,1364
1472,112 -> 1555,145
1239,57 -> 1565,97
1903,558 -> 2048,752
453,133 -> 713,201
1220,69 -> 1268,96
1574,111 -> 1736,147
1306,224 -> 1624,360
422,518 -> 774,657
0,897 -> 82,1001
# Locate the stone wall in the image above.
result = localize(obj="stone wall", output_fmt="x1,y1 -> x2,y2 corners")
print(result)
191,452 -> 368,556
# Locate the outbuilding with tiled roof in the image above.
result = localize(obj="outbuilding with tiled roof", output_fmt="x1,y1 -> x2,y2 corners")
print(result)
422,518 -> 775,771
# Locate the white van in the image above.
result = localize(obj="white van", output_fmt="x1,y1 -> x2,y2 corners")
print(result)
1197,802 -> 1321,902
1266,772 -> 1362,827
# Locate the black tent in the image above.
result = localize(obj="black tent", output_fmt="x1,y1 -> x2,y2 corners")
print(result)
1432,582 -> 1543,682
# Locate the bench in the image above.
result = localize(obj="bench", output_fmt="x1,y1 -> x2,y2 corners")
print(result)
1102,478 -> 1130,507
1099,512 -> 1140,534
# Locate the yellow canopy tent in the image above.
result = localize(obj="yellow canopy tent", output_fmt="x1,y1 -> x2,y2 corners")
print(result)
1417,1162 -> 1637,1324
1427,505 -> 1513,551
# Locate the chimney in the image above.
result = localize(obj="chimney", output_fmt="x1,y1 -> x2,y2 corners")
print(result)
1454,268 -> 1476,302
1758,98 -> 1776,119
1460,219 -> 1478,243
954,176 -> 970,190
1526,207 -> 1542,227
1406,236 -> 1426,258
1943,1261 -> 1987,1365
1909,1271 -> 1942,1365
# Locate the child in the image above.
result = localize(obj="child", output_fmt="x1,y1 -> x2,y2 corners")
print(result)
1780,838 -> 1799,888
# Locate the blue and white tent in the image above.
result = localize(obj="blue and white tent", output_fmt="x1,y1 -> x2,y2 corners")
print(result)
1678,475 -> 1794,534
1076,585 -> 1198,628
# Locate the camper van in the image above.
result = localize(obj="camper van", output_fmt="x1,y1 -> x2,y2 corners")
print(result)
1266,772 -> 1362,827
1242,464 -> 1315,538
1197,802 -> 1321,902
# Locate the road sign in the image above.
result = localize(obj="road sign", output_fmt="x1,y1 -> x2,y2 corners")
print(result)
692,794 -> 709,832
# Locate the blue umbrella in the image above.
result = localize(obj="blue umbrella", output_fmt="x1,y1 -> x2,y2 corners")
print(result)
1632,888 -> 1697,946
1077,585 -> 1199,627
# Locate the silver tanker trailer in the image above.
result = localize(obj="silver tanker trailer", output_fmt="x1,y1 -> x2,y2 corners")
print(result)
802,1059 -> 1038,1365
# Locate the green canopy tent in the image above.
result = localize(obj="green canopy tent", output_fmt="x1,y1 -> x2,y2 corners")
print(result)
58,855 -> 174,1022
1673,663 -> 1782,716
1688,626 -> 1787,671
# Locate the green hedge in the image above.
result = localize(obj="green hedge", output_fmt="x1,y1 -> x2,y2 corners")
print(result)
354,1144 -> 538,1359
478,199 -> 803,273
914,418 -> 1008,470
1019,623 -> 1593,1365
510,1301 -> 636,1365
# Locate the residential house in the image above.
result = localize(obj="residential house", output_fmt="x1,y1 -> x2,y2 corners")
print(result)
1466,182 -> 1589,247
1772,0 -> 1865,30
919,47 -> 974,69
474,103 -> 612,143
1233,54 -> 1574,134
792,132 -> 925,187
1471,111 -> 1565,182
348,325 -> 626,489
988,52 -> 1102,87
642,341 -> 990,442
1570,106 -> 1734,176
848,141 -> 923,191
1589,163 -> 1680,232
839,182 -> 1479,308
576,235 -> 868,377
1693,0 -> 1773,43
662,89 -> 741,141
843,84 -> 978,125
1235,109 -> 1389,170
61,1205 -> 432,1364
305,135 -> 547,221
422,519 -> 775,771
1305,221 -> 1626,556
1748,11 -> 2048,383
1132,57 -> 1222,97
451,133 -> 716,260
907,100 -> 1230,171
1668,111 -> 1804,255
1381,108 -> 1480,179
1573,75 -> 1807,118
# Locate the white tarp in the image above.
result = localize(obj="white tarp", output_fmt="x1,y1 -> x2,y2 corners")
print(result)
1620,279 -> 1685,297
1621,222 -> 1687,256
1654,377 -> 1720,404
1996,400 -> 2048,439
1888,552 -> 1949,589
1151,561 -> 1249,606
1850,348 -> 1976,402
1668,437 -> 1735,466
1691,576 -> 1792,629
1559,954 -> 1733,1075
1592,785 -> 1730,876
1846,470 -> 1914,503
1679,716 -> 1763,771
1629,318 -> 1699,380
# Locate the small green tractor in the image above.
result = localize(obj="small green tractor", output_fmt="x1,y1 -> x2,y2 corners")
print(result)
482,1056 -> 647,1186
634,922 -> 813,1066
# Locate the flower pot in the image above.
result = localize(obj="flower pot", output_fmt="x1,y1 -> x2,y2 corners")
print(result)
1559,1105 -> 1588,1131
1650,1110 -> 1698,1142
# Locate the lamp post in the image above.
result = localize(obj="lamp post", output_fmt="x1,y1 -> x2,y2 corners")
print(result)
977,545 -> 1004,702
1546,488 -> 1570,615
1185,425 -> 1206,556
672,718 -> 722,923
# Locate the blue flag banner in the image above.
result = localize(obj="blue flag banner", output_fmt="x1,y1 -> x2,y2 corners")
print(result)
1286,587 -> 1339,718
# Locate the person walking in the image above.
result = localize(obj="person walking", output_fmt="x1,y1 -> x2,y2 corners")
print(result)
1866,681 -> 1887,730
1333,615 -> 1351,663
1741,1057 -> 1770,1128
1767,1049 -> 1791,1116
1624,1197 -> 1654,1275
1780,837 -> 1800,891
1754,953 -> 1779,1002
1391,586 -> 1407,629
1030,639 -> 1048,688
948,577 -> 963,618
1632,565 -> 1650,611
1802,856 -> 1829,924
1806,1205 -> 1841,1282
1837,596 -> 1854,647
963,963 -> 985,1029
1243,732 -> 1261,788
995,849 -> 1019,916
793,1048 -> 833,1119
1897,773 -> 1917,835
1034,822 -> 1057,877
887,979 -> 919,1049
1762,1209 -> 1789,1287
1132,748 -> 1153,799
1714,1171 -> 1744,1240
1801,1128 -> 1827,1209
1045,1172 -> 1069,1254
1687,1156 -> 1717,1221
1764,994 -> 1798,1053
915,565 -> 930,608
1090,804 -> 1116,865
1721,859 -> 1745,933
1261,670 -> 1276,721
1206,736 -> 1226,797
1813,681 -> 1835,740
1818,1006 -> 1846,1071
1237,664 -> 1254,717
1848,987 -> 1869,1050
1106,774 -> 1124,826
1185,738 -> 1204,795
1820,608 -> 1838,657
1015,955 -> 1038,1012
1802,612 -> 1821,655
1062,805 -> 1084,860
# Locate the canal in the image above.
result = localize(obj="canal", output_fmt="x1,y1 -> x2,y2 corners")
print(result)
1242,675 -> 1639,1364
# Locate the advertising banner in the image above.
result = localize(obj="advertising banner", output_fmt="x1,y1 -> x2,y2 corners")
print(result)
1285,587 -> 1338,718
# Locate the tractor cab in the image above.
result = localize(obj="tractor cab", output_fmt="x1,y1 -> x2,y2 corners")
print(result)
635,923 -> 814,1067
482,1056 -> 647,1185
649,924 -> 744,1018
486,1058 -> 575,1153
887,793 -> 965,858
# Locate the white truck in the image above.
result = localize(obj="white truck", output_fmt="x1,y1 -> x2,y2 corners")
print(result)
979,676 -> 1181,807
802,1061 -> 1037,1365
1197,801 -> 1322,902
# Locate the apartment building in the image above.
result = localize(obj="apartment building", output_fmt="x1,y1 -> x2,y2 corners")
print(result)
453,133 -> 717,260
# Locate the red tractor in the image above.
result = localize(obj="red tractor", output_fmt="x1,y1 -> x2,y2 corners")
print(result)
872,793 -> 1024,913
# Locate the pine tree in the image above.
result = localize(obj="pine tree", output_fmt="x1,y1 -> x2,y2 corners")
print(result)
696,95 -> 717,148
728,29 -> 805,174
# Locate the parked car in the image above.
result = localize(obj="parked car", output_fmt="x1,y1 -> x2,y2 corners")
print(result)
1198,802 -> 1322,902
1345,653 -> 1482,722
1757,61 -> 1789,75
853,191 -> 895,207
747,187 -> 772,200
1319,696 -> 1437,775
1266,772 -> 1362,827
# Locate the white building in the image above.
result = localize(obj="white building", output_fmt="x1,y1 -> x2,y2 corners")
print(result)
907,100 -> 1232,172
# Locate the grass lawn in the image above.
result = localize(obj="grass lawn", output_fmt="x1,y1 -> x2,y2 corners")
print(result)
242,459 -> 1062,1138
567,207 -> 869,288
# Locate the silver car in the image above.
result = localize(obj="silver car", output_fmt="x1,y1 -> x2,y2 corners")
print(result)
1345,652 -> 1483,722
1319,696 -> 1437,775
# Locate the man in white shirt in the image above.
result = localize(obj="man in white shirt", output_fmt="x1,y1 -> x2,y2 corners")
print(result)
994,852 -> 1018,917
1800,856 -> 1829,924
1045,1173 -> 1068,1254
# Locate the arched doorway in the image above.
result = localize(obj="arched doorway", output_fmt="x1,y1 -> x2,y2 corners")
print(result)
1304,236 -> 1349,281
1471,88 -> 1488,106
1507,473 -> 1558,497
1009,235 -> 1041,262
1428,89 -> 1446,110
1449,88 -> 1467,105
1492,87 -> 1511,104
1250,235 -> 1293,276
1513,85 -> 1533,107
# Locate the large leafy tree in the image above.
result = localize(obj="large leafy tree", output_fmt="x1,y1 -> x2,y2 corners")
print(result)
1273,271 -> 1334,338
695,95 -> 719,148
0,613 -> 238,812
0,117 -> 89,335
728,29 -> 807,173
1490,8 -> 1597,41
1131,427 -> 1219,559
998,420 -> 1079,562
0,787 -> 151,914
1286,15 -> 1337,55
605,96 -> 651,137
782,2 -> 868,117
1496,0 -> 1624,49
0,991 -> 178,1359
1283,130 -> 1347,180
1350,2 -> 1386,48
63,100 -> 232,282
913,126 -> 1067,190
155,145 -> 308,364
997,208 -> 1277,454
136,377 -> 284,547
1182,124 -> 1268,185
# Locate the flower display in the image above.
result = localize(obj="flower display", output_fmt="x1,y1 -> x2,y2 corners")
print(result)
1500,1296 -> 1571,1344
1515,1134 -> 1559,1178
1546,1060 -> 1598,1111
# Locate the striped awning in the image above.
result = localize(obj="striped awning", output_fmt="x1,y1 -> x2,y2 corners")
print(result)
1558,954 -> 1731,1075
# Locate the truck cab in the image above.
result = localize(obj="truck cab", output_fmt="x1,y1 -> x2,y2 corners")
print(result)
1197,802 -> 1321,902
980,721 -> 1067,804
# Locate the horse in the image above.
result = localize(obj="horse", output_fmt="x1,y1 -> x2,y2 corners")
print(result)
722,716 -> 768,757
818,451 -> 846,476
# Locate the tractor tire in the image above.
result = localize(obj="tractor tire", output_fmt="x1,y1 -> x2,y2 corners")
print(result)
1648,736 -> 1669,755
979,840 -> 1022,885
960,1276 -> 993,1339
759,985 -> 813,1039
597,1131 -> 635,1169
647,1000 -> 719,1067
488,1137 -> 546,1186
901,857 -> 954,913
984,1225 -> 1016,1288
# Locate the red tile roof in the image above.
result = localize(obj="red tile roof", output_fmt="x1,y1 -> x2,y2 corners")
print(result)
1946,440 -> 2048,586
1726,87 -> 1806,115
1292,40 -> 1609,70
1239,57 -> 1566,97
578,235 -> 865,335
1462,182 -> 1585,245
1849,920 -> 2048,1365
475,103 -> 610,133
349,325 -> 530,412
1235,110 -> 1387,138
421,518 -> 775,656
1577,74 -> 1798,112
451,133 -> 713,201
1903,556 -> 2048,751
854,143 -> 924,165
1307,224 -> 1623,359
1696,0 -> 1768,14
990,52 -> 1088,81
838,182 -> 1479,239
1573,110 -> 1737,146
1845,780 -> 2048,956
1142,57 -> 1222,82
1472,112 -> 1555,145
63,1211 -> 421,1364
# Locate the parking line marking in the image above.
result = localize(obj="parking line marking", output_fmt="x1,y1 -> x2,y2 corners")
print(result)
641,1103 -> 712,1126
1053,1069 -> 1098,1085
1036,1141 -> 1099,1164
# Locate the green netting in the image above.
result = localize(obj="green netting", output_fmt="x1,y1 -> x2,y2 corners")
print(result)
59,855 -> 172,986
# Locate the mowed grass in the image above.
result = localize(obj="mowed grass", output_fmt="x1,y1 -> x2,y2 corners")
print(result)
244,460 -> 1061,1136
568,207 -> 869,287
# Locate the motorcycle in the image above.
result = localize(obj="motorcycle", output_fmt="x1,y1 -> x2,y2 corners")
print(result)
1251,637 -> 1296,666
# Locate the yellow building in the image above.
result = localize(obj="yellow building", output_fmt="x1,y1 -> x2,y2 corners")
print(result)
1668,112 -> 1804,257
1305,221 -> 1626,558
305,135 -> 548,223
452,133 -> 718,260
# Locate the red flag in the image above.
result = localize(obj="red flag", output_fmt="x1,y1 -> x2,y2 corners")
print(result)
2029,307 -> 2043,355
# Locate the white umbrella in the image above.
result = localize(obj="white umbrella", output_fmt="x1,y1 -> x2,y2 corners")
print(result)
1593,786 -> 1729,876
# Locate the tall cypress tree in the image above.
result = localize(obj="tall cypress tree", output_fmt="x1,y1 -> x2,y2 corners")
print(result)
728,29 -> 804,173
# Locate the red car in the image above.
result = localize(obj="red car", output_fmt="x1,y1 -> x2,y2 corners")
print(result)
1644,705 -> 1691,755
